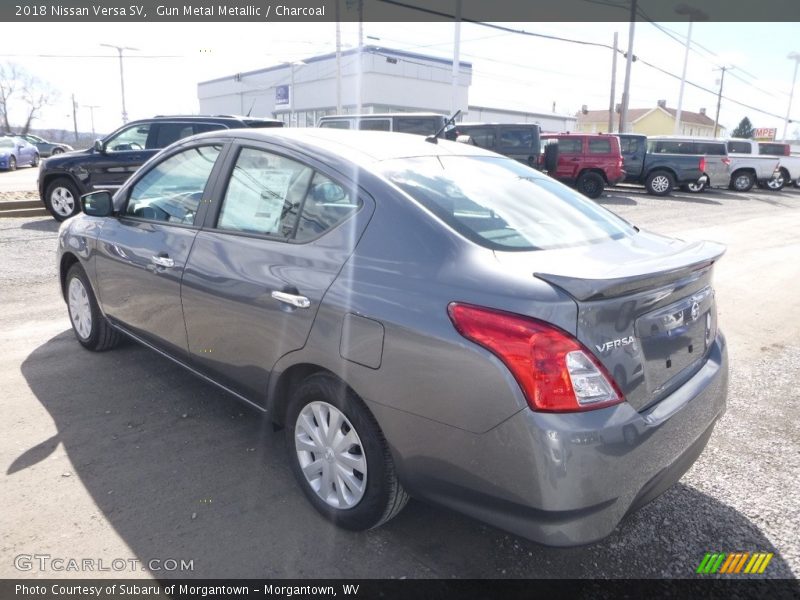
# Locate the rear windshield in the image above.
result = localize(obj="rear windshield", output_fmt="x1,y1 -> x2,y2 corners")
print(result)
379,156 -> 634,251
759,143 -> 787,156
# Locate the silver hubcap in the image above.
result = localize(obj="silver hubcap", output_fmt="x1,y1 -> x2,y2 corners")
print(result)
295,401 -> 367,509
51,187 -> 75,216
687,182 -> 703,192
651,175 -> 670,193
735,175 -> 751,190
68,277 -> 92,340
767,176 -> 784,189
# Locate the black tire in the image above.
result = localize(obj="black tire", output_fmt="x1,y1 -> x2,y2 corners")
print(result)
65,263 -> 120,351
31,153 -> 40,167
680,181 -> 706,193
51,147 -> 64,155
576,171 -> 605,199
645,170 -> 675,196
45,177 -> 81,222
729,170 -> 755,192
8,155 -> 16,171
285,373 -> 409,531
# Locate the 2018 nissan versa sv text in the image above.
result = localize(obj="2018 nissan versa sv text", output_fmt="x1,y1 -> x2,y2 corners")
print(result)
57,129 -> 728,546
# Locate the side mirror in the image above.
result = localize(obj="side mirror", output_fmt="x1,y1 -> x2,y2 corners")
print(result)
93,139 -> 105,153
456,134 -> 475,145
81,191 -> 114,217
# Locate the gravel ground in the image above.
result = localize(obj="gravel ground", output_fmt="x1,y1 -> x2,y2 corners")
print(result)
1,184 -> 798,580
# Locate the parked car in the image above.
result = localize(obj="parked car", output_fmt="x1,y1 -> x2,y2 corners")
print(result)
758,142 -> 799,190
17,133 -> 74,157
722,138 -> 781,192
38,114 -> 283,221
318,112 -> 447,135
619,135 -> 730,195
0,136 -> 39,170
539,133 -> 625,198
445,122 -> 541,167
58,128 -> 728,546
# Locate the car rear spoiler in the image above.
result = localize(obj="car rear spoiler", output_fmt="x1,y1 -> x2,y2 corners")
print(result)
534,240 -> 726,301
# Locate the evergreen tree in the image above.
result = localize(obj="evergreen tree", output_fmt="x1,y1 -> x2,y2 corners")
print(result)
731,117 -> 754,138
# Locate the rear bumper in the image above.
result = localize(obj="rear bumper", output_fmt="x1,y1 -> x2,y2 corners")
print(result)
385,333 -> 728,546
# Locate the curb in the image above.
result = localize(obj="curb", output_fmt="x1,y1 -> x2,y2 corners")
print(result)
0,199 -> 48,217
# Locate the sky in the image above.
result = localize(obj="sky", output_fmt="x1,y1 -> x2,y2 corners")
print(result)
1,20 -> 799,138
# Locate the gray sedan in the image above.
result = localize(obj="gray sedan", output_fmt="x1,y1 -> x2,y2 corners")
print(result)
56,129 -> 728,546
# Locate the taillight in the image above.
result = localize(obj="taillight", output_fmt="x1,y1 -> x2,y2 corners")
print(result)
699,157 -> 706,172
784,145 -> 791,156
722,157 -> 731,167
447,303 -> 624,412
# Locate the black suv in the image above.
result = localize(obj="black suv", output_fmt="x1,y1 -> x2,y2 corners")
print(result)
39,115 -> 283,221
444,123 -> 541,167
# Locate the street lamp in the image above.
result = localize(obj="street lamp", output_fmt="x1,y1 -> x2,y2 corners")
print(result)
289,60 -> 306,127
674,4 -> 708,135
100,43 -> 138,123
782,51 -> 800,142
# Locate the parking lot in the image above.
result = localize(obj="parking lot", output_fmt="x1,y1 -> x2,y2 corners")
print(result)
0,179 -> 798,579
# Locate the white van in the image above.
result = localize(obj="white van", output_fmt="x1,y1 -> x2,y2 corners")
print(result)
317,113 -> 448,136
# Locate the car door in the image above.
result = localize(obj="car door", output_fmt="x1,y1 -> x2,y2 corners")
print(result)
620,135 -> 645,181
94,142 -> 226,358
552,137 -> 583,180
180,143 -> 374,404
88,122 -> 156,192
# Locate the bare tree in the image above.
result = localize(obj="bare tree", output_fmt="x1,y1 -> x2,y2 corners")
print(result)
0,62 -> 57,133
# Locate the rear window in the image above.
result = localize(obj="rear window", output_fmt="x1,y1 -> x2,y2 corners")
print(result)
498,127 -> 535,148
319,120 -> 352,129
394,117 -> 443,135
759,143 -> 788,156
380,156 -> 633,251
588,138 -> 612,153
695,142 -> 726,155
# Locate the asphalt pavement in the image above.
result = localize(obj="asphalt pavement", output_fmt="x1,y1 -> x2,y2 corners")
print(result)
0,183 -> 798,579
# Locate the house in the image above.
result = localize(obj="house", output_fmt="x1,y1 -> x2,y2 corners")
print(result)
576,101 -> 725,137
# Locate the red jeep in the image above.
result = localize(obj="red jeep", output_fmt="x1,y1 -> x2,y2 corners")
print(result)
539,133 -> 625,198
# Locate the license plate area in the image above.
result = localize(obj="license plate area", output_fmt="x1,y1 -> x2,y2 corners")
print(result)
635,286 -> 715,396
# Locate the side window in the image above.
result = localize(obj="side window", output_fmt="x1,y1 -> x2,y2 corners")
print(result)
620,137 -> 640,154
319,120 -> 352,129
498,128 -> 533,148
294,173 -> 362,242
105,124 -> 151,152
557,138 -> 582,154
696,142 -> 726,156
358,119 -> 391,131
125,145 -> 222,225
217,148 -> 313,237
588,138 -> 612,153
154,123 -> 195,148
394,117 -> 442,135
727,141 -> 751,154
463,127 -> 496,149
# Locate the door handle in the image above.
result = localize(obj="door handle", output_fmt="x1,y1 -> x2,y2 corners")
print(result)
150,255 -> 175,268
271,291 -> 311,309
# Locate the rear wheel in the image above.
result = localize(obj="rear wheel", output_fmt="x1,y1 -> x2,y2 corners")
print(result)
65,264 -> 120,351
45,178 -> 81,221
681,180 -> 706,193
730,170 -> 755,192
8,156 -> 16,171
286,373 -> 408,531
645,170 -> 674,196
51,147 -> 65,155
765,169 -> 787,191
576,171 -> 605,199
31,153 -> 40,167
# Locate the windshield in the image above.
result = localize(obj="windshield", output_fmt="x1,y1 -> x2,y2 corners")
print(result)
0,138 -> 14,148
380,156 -> 634,251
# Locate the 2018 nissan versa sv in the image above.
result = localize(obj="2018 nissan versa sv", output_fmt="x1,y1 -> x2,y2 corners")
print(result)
57,129 -> 728,546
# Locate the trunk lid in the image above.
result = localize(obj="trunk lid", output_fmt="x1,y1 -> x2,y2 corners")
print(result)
494,232 -> 725,411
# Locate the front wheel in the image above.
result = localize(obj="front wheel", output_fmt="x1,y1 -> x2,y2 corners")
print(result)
765,170 -> 787,191
45,178 -> 81,221
681,180 -> 706,193
645,170 -> 674,196
31,153 -> 40,167
8,156 -> 16,171
286,373 -> 408,531
576,172 -> 605,199
65,264 -> 120,351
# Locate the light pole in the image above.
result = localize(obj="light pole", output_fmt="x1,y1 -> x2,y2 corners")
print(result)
100,43 -> 138,124
290,61 -> 306,127
782,52 -> 800,142
713,66 -> 732,138
674,4 -> 708,135
619,0 -> 637,133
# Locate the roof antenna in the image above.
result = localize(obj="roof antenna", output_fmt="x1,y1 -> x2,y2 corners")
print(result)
426,109 -> 461,144
246,98 -> 257,117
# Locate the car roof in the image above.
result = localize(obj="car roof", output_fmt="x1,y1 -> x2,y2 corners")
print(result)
318,112 -> 445,119
189,127 -> 501,163
454,122 -> 540,127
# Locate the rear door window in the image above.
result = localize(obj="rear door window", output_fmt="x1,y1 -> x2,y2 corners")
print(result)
460,127 -> 496,149
588,138 -> 612,154
554,138 -> 582,154
727,141 -> 751,154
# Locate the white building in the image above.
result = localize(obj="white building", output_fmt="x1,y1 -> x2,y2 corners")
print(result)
197,45 -> 576,130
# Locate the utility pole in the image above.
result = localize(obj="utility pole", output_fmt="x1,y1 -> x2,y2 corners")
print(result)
335,2 -> 342,114
713,66 -> 731,138
782,52 -> 800,142
674,5 -> 708,135
451,0 -> 462,116
609,32 -> 618,133
619,0 -> 637,133
86,105 -> 99,138
71,94 -> 79,144
100,43 -> 138,123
